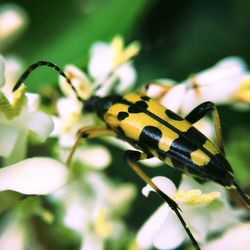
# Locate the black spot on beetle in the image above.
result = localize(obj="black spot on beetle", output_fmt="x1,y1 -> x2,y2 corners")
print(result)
141,96 -> 150,101
117,111 -> 129,121
167,126 -> 208,169
139,126 -> 162,149
185,127 -> 207,146
128,101 -> 148,113
165,109 -> 183,121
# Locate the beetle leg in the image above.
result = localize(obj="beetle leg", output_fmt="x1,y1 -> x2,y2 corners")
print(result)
185,101 -> 225,154
138,82 -> 173,101
66,126 -> 116,166
124,150 -> 201,250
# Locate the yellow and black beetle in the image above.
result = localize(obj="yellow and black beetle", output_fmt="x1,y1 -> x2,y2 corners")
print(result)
13,61 -> 250,250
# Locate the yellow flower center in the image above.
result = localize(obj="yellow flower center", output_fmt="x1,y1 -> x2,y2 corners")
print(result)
39,210 -> 54,224
173,189 -> 220,206
233,78 -> 250,103
62,112 -> 81,132
128,239 -> 141,250
0,84 -> 26,119
94,207 -> 114,239
111,35 -> 140,69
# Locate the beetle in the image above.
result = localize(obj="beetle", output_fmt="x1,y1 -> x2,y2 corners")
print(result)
13,61 -> 250,250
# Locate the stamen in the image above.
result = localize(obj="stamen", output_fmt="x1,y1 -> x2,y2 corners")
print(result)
173,189 -> 221,205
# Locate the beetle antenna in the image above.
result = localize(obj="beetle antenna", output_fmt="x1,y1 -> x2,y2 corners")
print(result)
12,60 -> 85,102
233,181 -> 250,206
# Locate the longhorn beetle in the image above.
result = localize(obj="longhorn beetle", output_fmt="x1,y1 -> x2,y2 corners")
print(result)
13,61 -> 250,250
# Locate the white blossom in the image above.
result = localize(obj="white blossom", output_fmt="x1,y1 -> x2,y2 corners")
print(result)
88,35 -> 139,96
147,57 -> 250,116
0,56 -> 53,163
0,157 -> 68,195
0,4 -> 28,50
203,223 -> 250,250
0,219 -> 25,250
54,35 -> 140,168
137,175 -> 245,250
53,172 -> 136,250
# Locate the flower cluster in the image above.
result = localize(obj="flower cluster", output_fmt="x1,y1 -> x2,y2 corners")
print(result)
0,35 -> 140,250
136,176 -> 246,250
0,22 -> 249,250
146,57 -> 250,115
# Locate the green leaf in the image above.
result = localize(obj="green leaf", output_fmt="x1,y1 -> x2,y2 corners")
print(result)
226,127 -> 250,186
13,0 -> 150,91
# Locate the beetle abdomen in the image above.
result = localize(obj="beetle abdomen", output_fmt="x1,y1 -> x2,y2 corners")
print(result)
103,93 -> 234,186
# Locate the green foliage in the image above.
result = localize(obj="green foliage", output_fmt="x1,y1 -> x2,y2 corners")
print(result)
3,0 -> 151,91
226,127 -> 250,186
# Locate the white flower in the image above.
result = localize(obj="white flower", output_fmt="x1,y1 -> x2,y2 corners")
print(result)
51,96 -> 93,147
1,56 -> 23,90
88,35 -> 139,96
203,223 -> 250,250
0,157 -> 68,195
0,219 -> 25,250
74,146 -> 111,170
59,64 -> 93,101
0,56 -> 53,163
55,39 -> 139,168
136,175 -> 245,250
56,65 -> 96,148
148,57 -> 250,116
59,36 -> 139,102
54,36 -> 140,151
0,4 -> 28,50
53,172 -> 136,250
52,75 -> 111,169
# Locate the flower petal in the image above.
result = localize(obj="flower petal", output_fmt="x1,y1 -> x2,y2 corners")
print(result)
141,157 -> 163,167
0,220 -> 25,250
81,233 -> 104,250
161,83 -> 187,113
193,118 -> 214,139
26,111 -> 54,141
0,55 -> 5,87
183,206 -> 210,243
0,157 -> 68,195
88,42 -> 113,82
0,4 -> 28,46
142,176 -> 177,198
145,79 -> 175,99
4,129 -> 27,165
2,56 -> 23,89
59,65 -> 92,100
193,57 -> 247,87
204,223 -> 250,250
180,57 -> 248,114
136,204 -> 171,249
64,202 -> 88,233
153,210 -> 186,250
57,97 -> 81,118
75,146 -> 111,170
115,63 -> 136,93
0,123 -> 20,157
26,92 -> 39,112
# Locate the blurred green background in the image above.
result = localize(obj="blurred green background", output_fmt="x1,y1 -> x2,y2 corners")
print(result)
1,0 -> 250,248
2,0 -> 250,87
